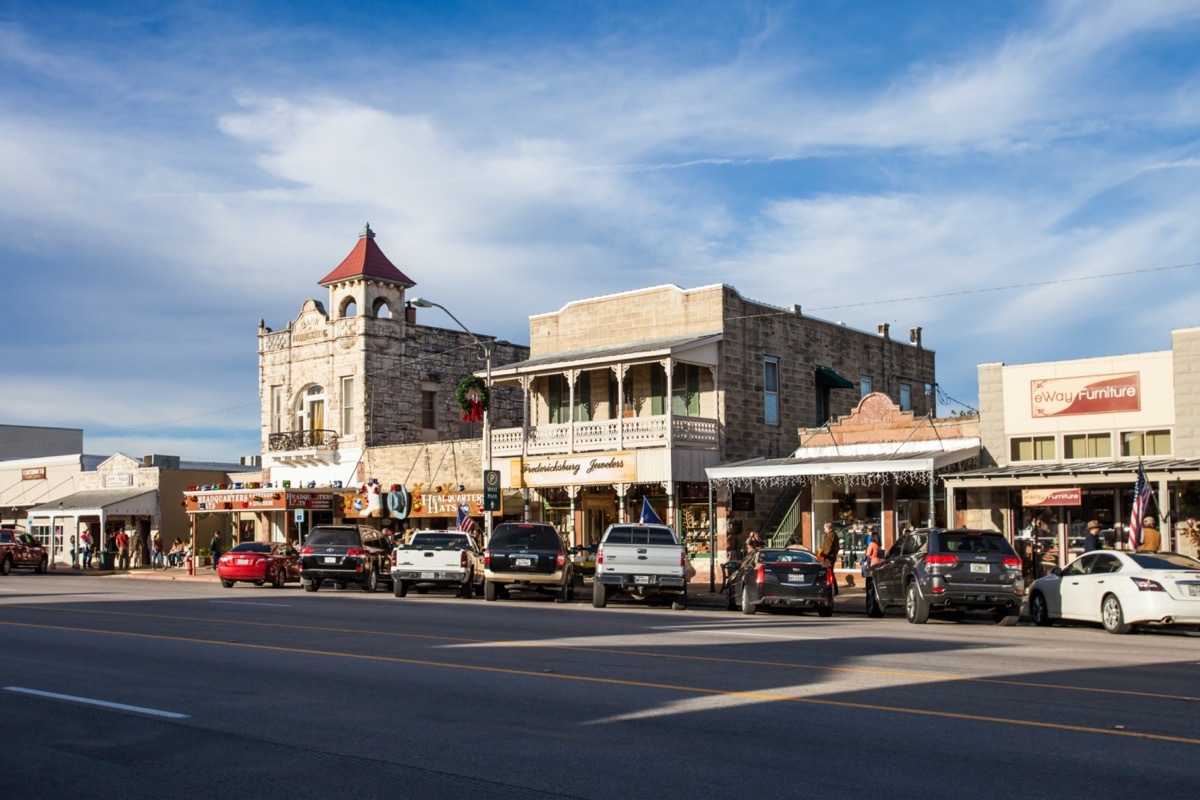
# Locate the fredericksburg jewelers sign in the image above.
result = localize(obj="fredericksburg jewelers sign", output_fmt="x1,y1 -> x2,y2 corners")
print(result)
1030,373 -> 1140,418
511,452 -> 637,488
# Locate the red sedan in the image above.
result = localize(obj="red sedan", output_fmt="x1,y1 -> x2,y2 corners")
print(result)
217,542 -> 300,589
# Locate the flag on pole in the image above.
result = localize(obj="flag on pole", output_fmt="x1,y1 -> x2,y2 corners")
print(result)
1128,461 -> 1152,550
456,503 -> 476,534
640,497 -> 663,525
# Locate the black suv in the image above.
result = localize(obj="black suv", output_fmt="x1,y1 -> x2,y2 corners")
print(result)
865,528 -> 1024,625
483,522 -> 574,602
299,525 -> 392,593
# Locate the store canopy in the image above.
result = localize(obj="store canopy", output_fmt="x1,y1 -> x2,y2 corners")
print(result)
705,439 -> 980,487
29,488 -> 158,517
813,364 -> 855,389
489,331 -> 723,381
943,457 -> 1200,488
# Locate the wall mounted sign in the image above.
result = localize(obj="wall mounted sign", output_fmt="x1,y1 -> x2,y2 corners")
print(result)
511,452 -> 637,488
1022,488 -> 1082,507
22,467 -> 46,481
1030,373 -> 1140,418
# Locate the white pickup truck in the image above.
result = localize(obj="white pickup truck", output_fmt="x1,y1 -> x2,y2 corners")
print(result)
390,530 -> 484,599
592,523 -> 688,610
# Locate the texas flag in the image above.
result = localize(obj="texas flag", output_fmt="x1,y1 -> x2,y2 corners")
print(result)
640,497 -> 663,525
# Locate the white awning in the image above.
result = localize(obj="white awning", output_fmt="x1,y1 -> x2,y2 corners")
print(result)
706,440 -> 980,486
28,488 -> 158,517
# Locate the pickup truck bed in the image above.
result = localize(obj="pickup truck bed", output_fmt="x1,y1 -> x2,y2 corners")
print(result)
391,531 -> 483,599
593,523 -> 687,610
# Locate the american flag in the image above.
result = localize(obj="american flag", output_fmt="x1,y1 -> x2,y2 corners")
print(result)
456,503 -> 476,534
1128,461 -> 1153,550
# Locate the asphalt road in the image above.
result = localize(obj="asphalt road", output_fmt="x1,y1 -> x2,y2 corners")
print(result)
1,573 -> 1197,800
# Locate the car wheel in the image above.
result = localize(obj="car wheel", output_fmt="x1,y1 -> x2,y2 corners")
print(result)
272,567 -> 286,589
459,575 -> 474,599
303,579 -> 321,593
555,580 -> 570,603
1101,593 -> 1133,634
993,607 -> 1020,626
35,557 -> 47,574
361,568 -> 378,593
672,588 -> 687,611
865,581 -> 884,618
1,556 -> 11,576
592,580 -> 608,608
1030,592 -> 1052,627
220,579 -> 235,589
817,604 -> 834,618
335,582 -> 347,590
484,580 -> 498,602
741,583 -> 756,615
905,581 -> 930,624
253,580 -> 264,587
393,579 -> 408,598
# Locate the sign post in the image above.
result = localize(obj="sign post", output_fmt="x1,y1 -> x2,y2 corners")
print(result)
483,469 -> 501,512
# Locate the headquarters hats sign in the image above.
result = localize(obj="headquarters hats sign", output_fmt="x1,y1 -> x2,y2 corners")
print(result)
1030,373 -> 1140,418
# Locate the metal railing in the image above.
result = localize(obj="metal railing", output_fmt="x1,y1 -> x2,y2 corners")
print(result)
268,430 -> 338,452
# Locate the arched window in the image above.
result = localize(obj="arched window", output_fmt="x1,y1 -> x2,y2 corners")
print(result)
339,297 -> 357,318
372,298 -> 392,319
296,385 -> 327,442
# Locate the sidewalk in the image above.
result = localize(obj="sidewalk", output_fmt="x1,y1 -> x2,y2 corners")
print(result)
45,564 -> 222,583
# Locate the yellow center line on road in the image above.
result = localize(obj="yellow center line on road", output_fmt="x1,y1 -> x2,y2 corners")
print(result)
8,604 -> 1200,704
4,618 -> 1200,747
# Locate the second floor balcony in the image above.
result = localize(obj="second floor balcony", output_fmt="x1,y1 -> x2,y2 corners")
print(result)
491,414 -> 718,457
268,429 -> 339,465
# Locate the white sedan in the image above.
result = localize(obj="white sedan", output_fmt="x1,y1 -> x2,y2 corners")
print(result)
1028,550 -> 1200,634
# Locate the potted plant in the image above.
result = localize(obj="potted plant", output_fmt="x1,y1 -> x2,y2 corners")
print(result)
196,547 -> 211,566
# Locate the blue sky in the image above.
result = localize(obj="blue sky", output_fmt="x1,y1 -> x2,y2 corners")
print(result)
2,0 -> 1199,462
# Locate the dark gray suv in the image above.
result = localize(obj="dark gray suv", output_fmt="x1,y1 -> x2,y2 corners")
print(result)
865,528 -> 1024,625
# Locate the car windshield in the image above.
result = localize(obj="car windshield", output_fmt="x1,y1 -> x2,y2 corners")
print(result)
603,526 -> 679,546
1128,553 -> 1200,570
409,534 -> 466,549
763,549 -> 819,564
490,526 -> 562,550
305,529 -> 360,547
230,542 -> 273,554
939,533 -> 1015,555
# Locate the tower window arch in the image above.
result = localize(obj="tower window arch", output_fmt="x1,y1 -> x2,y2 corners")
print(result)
372,298 -> 392,319
339,297 -> 357,318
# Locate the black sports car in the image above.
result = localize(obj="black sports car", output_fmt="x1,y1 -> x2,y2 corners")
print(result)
726,547 -> 834,616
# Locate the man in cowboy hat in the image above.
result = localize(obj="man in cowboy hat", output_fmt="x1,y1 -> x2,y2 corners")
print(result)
1082,520 -> 1102,553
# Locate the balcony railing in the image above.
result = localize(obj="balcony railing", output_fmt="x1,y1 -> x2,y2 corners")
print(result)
491,415 -> 717,457
268,429 -> 339,453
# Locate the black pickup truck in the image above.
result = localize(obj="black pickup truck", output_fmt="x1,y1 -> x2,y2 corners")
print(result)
298,525 -> 392,593
483,522 -> 574,602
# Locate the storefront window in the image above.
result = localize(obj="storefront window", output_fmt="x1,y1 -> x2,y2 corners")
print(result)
1122,430 -> 1172,456
1064,432 -> 1111,459
1011,436 -> 1056,461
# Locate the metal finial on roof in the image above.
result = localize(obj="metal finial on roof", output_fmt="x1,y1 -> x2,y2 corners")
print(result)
360,222 -> 375,239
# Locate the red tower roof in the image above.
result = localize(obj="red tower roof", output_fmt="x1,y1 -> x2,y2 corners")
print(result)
318,224 -> 416,287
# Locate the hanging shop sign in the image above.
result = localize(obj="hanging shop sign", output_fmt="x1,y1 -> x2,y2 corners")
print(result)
511,452 -> 637,488
1022,488 -> 1082,507
407,488 -> 495,518
1030,373 -> 1140,418
185,489 -> 335,513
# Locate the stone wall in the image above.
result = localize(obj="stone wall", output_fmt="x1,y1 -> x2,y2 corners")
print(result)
1173,327 -> 1200,458
976,362 -> 1006,467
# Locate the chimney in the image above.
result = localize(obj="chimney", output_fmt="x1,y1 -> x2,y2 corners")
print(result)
909,327 -> 922,348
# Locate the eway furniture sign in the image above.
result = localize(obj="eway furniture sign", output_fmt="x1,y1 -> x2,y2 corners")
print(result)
1030,373 -> 1140,418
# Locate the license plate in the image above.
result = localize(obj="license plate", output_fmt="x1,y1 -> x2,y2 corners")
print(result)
420,572 -> 436,579
237,558 -> 249,565
786,574 -> 807,583
1188,585 -> 1200,597
970,563 -> 989,573
514,558 -> 531,567
634,575 -> 652,585
323,557 -> 337,564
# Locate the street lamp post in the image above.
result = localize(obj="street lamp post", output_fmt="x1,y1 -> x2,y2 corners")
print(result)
409,297 -> 494,542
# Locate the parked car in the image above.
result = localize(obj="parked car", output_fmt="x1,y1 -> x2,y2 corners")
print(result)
866,528 -> 1024,625
592,523 -> 688,610
1028,550 -> 1200,634
725,546 -> 833,616
391,530 -> 484,598
483,522 -> 574,602
0,529 -> 48,575
298,525 -> 392,593
217,542 -> 300,589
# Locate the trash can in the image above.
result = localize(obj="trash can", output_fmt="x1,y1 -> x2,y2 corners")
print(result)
98,551 -> 116,571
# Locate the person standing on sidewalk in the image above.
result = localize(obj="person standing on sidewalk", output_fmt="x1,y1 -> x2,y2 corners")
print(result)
80,528 -> 93,569
209,531 -> 222,571
115,528 -> 130,570
817,522 -> 841,596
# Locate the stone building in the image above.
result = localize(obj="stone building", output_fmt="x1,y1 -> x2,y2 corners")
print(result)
944,326 -> 1200,562
485,283 -> 937,578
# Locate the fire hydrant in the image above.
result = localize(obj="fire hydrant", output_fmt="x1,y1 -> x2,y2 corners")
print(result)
185,555 -> 194,575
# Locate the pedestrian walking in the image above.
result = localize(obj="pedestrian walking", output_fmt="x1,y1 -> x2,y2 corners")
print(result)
817,522 -> 841,596
1082,520 -> 1102,553
116,528 -> 130,569
1138,516 -> 1162,551
210,531 -> 222,570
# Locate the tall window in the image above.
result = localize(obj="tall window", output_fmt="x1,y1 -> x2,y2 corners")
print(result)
899,383 -> 912,412
271,386 -> 285,433
650,364 -> 668,415
340,376 -> 355,436
672,363 -> 701,417
1122,430 -> 1171,456
763,357 -> 779,425
575,372 -> 593,422
1011,436 -> 1055,462
860,374 -> 873,397
421,389 -> 437,430
548,374 -> 571,424
1064,432 -> 1111,459
296,385 -> 325,432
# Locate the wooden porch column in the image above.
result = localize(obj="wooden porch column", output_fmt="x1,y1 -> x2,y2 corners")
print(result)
882,482 -> 897,550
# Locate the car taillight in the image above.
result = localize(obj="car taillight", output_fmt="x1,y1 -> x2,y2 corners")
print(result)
925,554 -> 958,565
484,549 -> 491,567
391,552 -> 397,567
755,564 -> 765,584
1002,557 -> 1021,569
346,547 -> 366,557
826,568 -> 834,587
556,552 -> 565,568
680,550 -> 686,568
596,547 -> 604,564
461,551 -> 469,568
1130,577 -> 1165,592
299,546 -> 313,556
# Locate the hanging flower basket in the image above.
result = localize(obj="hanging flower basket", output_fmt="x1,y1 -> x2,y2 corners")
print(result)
456,375 -> 489,423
